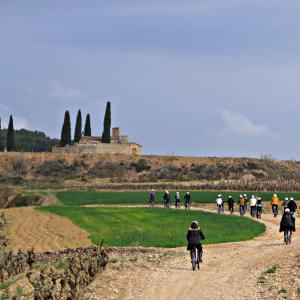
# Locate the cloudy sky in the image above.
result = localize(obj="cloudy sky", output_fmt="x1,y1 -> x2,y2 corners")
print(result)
1,1 -> 300,159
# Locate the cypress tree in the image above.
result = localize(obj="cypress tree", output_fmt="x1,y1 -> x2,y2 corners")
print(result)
84,114 -> 91,136
74,110 -> 82,143
7,115 -> 15,152
0,118 -> 4,151
101,102 -> 111,143
60,111 -> 71,147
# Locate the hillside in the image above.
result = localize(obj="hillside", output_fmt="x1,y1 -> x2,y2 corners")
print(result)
1,152 -> 300,191
0,129 -> 59,152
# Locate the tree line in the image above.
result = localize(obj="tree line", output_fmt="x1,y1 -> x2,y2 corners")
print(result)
60,101 -> 111,147
0,116 -> 16,152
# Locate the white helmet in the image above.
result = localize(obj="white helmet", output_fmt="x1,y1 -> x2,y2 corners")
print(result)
285,208 -> 290,213
244,194 -> 247,196
187,192 -> 190,195
290,197 -> 294,201
166,190 -> 169,194
274,194 -> 277,197
252,195 -> 255,198
285,197 -> 289,201
240,194 -> 243,197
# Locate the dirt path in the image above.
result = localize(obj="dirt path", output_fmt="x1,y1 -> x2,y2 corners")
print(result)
5,207 -> 91,252
88,206 -> 299,300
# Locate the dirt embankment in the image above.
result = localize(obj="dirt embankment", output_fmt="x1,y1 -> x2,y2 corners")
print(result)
2,152 -> 300,190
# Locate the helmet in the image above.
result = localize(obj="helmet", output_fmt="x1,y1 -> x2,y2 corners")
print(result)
285,197 -> 289,201
229,195 -> 232,198
218,194 -> 221,197
285,208 -> 290,213
191,221 -> 199,229
274,194 -> 277,197
151,189 -> 154,192
240,194 -> 243,198
258,197 -> 261,200
187,192 -> 190,195
252,195 -> 255,198
290,197 -> 294,201
244,194 -> 247,196
166,190 -> 169,194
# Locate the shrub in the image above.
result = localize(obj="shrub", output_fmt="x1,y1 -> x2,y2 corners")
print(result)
134,159 -> 151,172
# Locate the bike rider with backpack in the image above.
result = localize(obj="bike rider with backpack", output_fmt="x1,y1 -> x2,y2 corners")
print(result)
187,221 -> 205,263
237,195 -> 246,215
280,208 -> 296,240
227,195 -> 234,214
184,192 -> 191,210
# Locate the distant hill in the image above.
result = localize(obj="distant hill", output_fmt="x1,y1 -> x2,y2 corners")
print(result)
1,129 -> 59,152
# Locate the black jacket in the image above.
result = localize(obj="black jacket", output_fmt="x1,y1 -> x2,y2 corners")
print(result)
184,194 -> 191,202
280,213 -> 296,232
227,197 -> 234,206
287,200 -> 298,213
187,228 -> 205,246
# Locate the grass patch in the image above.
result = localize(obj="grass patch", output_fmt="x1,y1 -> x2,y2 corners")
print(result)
263,265 -> 279,274
257,275 -> 266,285
55,258 -> 69,270
55,191 -> 300,206
297,287 -> 300,295
278,288 -> 287,294
38,206 -> 265,247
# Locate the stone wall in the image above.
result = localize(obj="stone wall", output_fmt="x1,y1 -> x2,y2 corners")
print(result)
52,142 -> 142,155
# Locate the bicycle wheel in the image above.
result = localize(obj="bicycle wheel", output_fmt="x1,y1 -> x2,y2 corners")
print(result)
192,252 -> 196,271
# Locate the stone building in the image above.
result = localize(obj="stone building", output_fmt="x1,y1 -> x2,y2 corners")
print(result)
52,127 -> 142,155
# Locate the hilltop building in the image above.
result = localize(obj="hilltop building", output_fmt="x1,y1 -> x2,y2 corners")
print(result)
52,127 -> 142,155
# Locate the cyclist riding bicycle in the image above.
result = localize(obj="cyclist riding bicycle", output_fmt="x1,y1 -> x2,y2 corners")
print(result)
227,195 -> 234,213
175,192 -> 181,208
237,195 -> 246,215
249,195 -> 257,217
256,197 -> 263,219
184,192 -> 191,210
280,208 -> 295,234
187,221 -> 205,262
149,189 -> 155,207
271,194 -> 280,216
163,190 -> 170,208
216,195 -> 223,213
287,198 -> 298,226
282,197 -> 289,210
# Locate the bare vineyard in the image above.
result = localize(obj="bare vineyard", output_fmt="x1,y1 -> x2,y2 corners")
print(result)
0,210 -> 109,300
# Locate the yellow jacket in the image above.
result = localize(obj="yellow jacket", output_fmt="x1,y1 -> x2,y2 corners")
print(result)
271,197 -> 279,205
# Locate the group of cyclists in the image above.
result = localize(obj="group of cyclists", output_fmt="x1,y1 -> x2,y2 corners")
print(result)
149,190 -> 191,209
148,190 -> 298,270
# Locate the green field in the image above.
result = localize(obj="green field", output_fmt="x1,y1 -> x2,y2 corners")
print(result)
55,191 -> 300,206
39,206 -> 265,247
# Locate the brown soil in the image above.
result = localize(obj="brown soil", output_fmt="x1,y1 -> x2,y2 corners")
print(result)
86,207 -> 300,300
5,207 -> 91,253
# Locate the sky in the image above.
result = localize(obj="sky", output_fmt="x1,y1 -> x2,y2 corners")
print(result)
1,1 -> 300,159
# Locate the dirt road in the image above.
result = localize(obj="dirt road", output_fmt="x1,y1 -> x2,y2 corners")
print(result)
88,207 -> 299,300
5,207 -> 91,252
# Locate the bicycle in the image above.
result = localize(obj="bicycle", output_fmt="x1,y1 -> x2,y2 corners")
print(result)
185,202 -> 190,210
149,200 -> 154,208
284,229 -> 292,245
272,205 -> 278,218
239,206 -> 246,216
190,246 -> 200,271
217,204 -> 222,214
228,205 -> 234,215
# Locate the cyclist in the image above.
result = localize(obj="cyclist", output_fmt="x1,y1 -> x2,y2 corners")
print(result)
216,194 -> 223,213
227,195 -> 234,214
184,192 -> 191,210
282,197 -> 289,210
280,208 -> 295,236
249,195 -> 257,218
163,190 -> 170,208
270,194 -> 280,217
175,192 -> 181,208
243,194 -> 248,212
287,197 -> 298,226
149,189 -> 155,208
187,221 -> 205,263
237,195 -> 246,215
256,197 -> 263,219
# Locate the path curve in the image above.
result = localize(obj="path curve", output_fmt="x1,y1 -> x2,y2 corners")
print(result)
5,207 -> 91,252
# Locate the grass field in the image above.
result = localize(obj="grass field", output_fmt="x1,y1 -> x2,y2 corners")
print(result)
55,191 -> 300,206
39,206 -> 265,247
